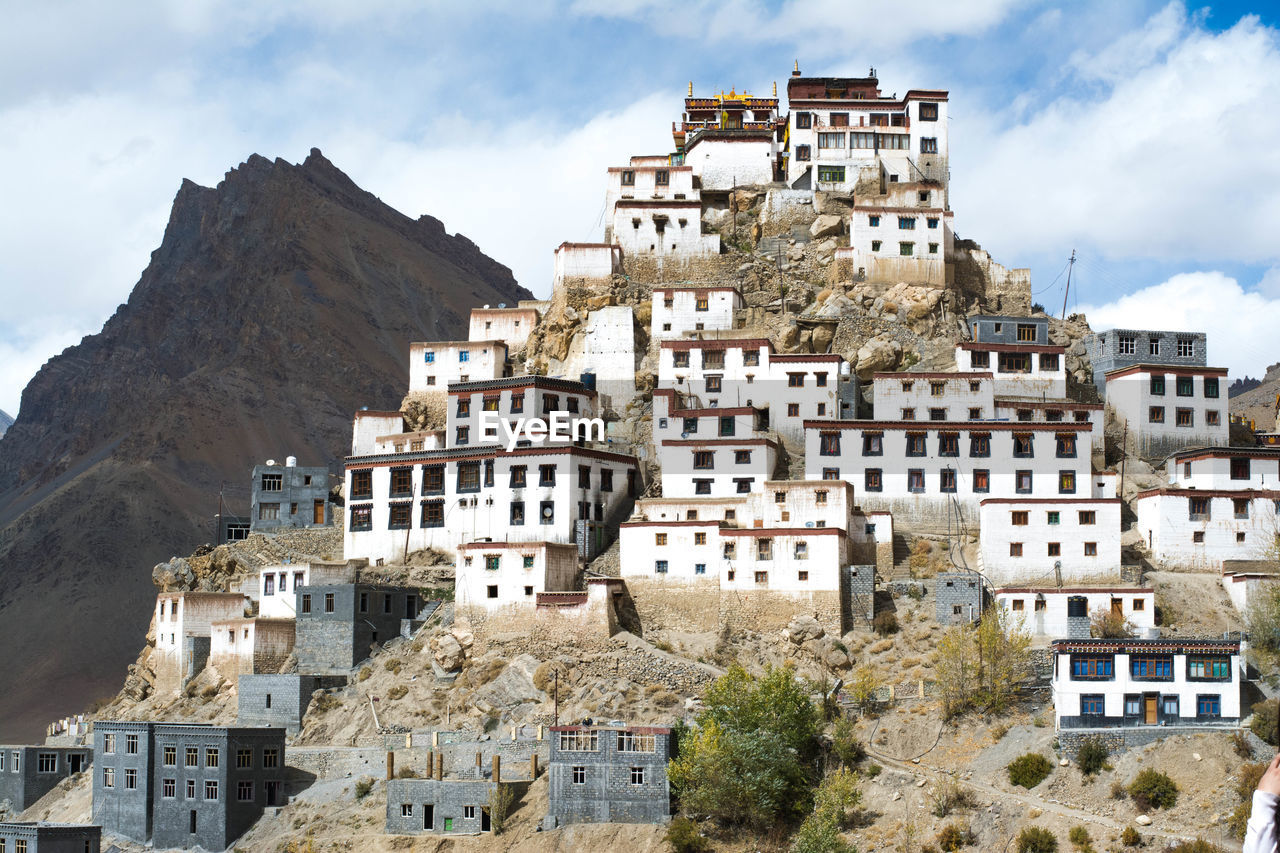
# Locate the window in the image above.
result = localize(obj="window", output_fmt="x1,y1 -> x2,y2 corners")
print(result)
899,241 -> 914,256
820,432 -> 841,456
421,499 -> 444,528
939,468 -> 957,493
1118,335 -> 1135,355
822,468 -> 840,481
163,778 -> 176,798
1203,376 -> 1219,398
1012,599 -> 1025,611
1187,656 -> 1231,679
1081,695 -> 1105,715
539,501 -> 555,525
620,170 -> 635,186
706,375 -> 722,393
1047,542 -> 1061,557
1083,541 -> 1098,556
572,766 -> 586,784
1189,496 -> 1209,520
1011,511 -> 1029,526
938,433 -> 959,456
901,408 -> 915,420
103,734 -> 115,755
972,469 -> 989,492
1016,470 -> 1033,493
1197,695 -> 1221,717
998,352 -> 1031,373
734,450 -> 751,464
817,165 -> 845,183
1071,656 -> 1114,679
1178,338 -> 1195,357
1150,375 -> 1165,396
1235,498 -> 1250,519
258,503 -> 280,521
920,136 -> 938,154
103,767 -> 115,788
906,433 -> 926,456
187,779 -> 196,798
787,373 -> 805,388
237,748 -> 252,768
511,393 -> 524,413
907,469 -> 925,493
1131,656 -> 1173,679
205,780 -> 219,801
1176,376 -> 1194,397
125,733 -> 139,754
871,239 -> 882,252
388,502 -> 411,530
1059,471 -> 1076,494
655,169 -> 669,185
205,748 -> 218,768
795,144 -> 811,161
1193,530 -> 1205,543
757,539 -> 773,560
458,350 -> 470,363
692,451 -> 713,470
1207,409 -> 1220,426
818,132 -> 845,149
559,731 -> 600,752
539,465 -> 556,486
324,593 -> 335,612
264,748 -> 279,768
1055,434 -> 1076,458
261,473 -> 282,492
1009,543 -> 1023,557
300,594 -> 311,613
1040,353 -> 1059,372
970,434 -> 990,457
1047,511 -> 1060,525
655,533 -> 667,546
694,479 -> 712,495
673,351 -> 689,368
36,752 -> 56,773
1149,406 -> 1165,424
186,747 -> 199,767
630,766 -> 646,785
1013,433 -> 1033,457
484,555 -> 500,572
865,469 -> 883,491
920,102 -> 939,120
455,426 -> 470,444
163,745 -> 176,766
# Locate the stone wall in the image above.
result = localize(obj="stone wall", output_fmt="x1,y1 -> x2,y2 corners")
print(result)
624,580 -> 846,637
1057,726 -> 1243,761
238,675 -> 348,735
622,253 -> 747,286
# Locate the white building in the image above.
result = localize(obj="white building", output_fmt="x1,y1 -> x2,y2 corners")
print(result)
1104,364 -> 1229,458
553,242 -> 623,288
672,84 -> 780,188
978,498 -> 1123,584
1164,446 -> 1280,489
955,342 -> 1066,398
343,445 -> 639,563
871,372 -> 993,422
1050,638 -> 1242,729
996,587 -> 1155,638
351,411 -> 408,456
651,286 -> 743,341
257,562 -> 355,618
454,541 -> 579,612
993,398 -> 1104,456
1134,487 -> 1280,571
1221,564 -> 1279,613
152,592 -> 248,693
658,338 -> 847,443
803,420 -> 1096,529
469,305 -> 540,350
445,376 -> 599,450
783,69 -> 948,195
652,389 -> 770,445
408,341 -> 510,393
209,617 -> 295,683
603,161 -> 720,259
656,437 -> 779,498
847,186 -> 954,286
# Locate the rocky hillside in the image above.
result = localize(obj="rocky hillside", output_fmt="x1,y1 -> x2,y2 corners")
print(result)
1228,362 -> 1280,432
0,409 -> 11,437
0,149 -> 531,741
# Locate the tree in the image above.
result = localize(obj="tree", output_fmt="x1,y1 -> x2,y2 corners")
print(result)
1247,582 -> 1280,653
1089,606 -> 1134,639
848,663 -> 881,713
670,665 -> 822,829
935,607 -> 1032,718
792,769 -> 861,853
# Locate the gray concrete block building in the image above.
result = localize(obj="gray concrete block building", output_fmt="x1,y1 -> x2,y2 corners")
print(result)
935,572 -> 987,625
0,746 -> 92,811
1084,329 -> 1208,393
295,584 -> 433,674
0,822 -> 101,853
385,778 -> 528,835
92,722 -> 285,851
237,674 -> 348,735
250,458 -> 332,533
968,315 -> 1049,346
546,725 -> 671,826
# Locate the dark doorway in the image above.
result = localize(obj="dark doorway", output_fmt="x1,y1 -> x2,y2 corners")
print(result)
266,781 -> 282,806
423,804 -> 434,830
481,808 -> 491,832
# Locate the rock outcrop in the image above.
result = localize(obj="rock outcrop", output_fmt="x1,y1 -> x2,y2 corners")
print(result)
0,149 -> 531,741
0,409 -> 11,438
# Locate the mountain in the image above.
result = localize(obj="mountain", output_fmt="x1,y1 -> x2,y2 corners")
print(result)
1229,362 -> 1280,433
0,149 -> 531,740
0,409 -> 11,437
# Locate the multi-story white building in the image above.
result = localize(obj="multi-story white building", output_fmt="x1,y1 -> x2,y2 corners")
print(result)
996,587 -> 1155,638
993,398 -> 1104,456
1134,491 -> 1280,571
658,338 -> 847,443
1104,364 -> 1229,458
152,592 -> 248,693
978,498 -> 1123,584
553,242 -> 622,288
871,372 -> 994,422
343,445 -> 638,563
352,410 -> 409,455
408,341 -> 509,393
652,389 -> 770,445
1221,563 -> 1279,613
1050,638 -> 1242,730
656,437 -> 779,498
955,342 -> 1066,399
783,68 -> 948,195
1163,446 -> 1280,490
847,185 -> 954,286
469,305 -> 540,350
803,420 -> 1096,528
603,160 -> 719,259
257,562 -> 355,619
445,376 -> 599,450
454,541 -> 580,612
650,286 -> 743,341
673,84 -> 781,189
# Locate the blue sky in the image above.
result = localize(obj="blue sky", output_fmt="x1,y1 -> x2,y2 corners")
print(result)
2,0 -> 1279,416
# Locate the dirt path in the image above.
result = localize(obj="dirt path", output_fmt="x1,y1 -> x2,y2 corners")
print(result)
866,745 -> 1200,847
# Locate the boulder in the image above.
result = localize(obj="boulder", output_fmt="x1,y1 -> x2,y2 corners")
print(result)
809,214 -> 844,240
855,335 -> 903,380
152,557 -> 195,592
785,614 -> 825,644
1135,815 -> 1152,826
432,633 -> 466,672
811,324 -> 835,354
779,323 -> 801,350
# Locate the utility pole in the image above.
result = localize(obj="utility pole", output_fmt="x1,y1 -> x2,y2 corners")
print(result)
553,671 -> 559,726
1119,423 -> 1128,500
1061,249 -> 1077,320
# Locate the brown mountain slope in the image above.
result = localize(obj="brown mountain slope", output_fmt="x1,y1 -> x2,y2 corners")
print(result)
1229,362 -> 1280,432
0,149 -> 531,740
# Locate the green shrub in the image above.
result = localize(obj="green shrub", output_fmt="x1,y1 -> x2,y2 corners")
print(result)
936,822 -> 974,851
1007,753 -> 1054,789
1075,737 -> 1108,777
863,763 -> 881,779
1161,842 -> 1227,853
384,658 -> 402,674
1110,780 -> 1127,800
387,685 -> 408,700
1067,825 -> 1092,852
1128,769 -> 1178,811
930,778 -> 973,817
664,817 -> 710,853
1120,826 -> 1141,847
873,611 -> 899,636
1228,763 -> 1268,839
1016,826 -> 1058,853
831,718 -> 865,767
1250,700 -> 1278,745
353,777 -> 373,800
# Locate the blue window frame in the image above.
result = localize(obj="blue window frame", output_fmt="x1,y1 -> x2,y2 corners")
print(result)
1197,695 -> 1221,717
459,351 -> 470,362
1131,656 -> 1172,679
655,561 -> 668,574
694,564 -> 706,575
424,351 -> 435,363
1081,695 -> 1104,715
1071,655 -> 1113,680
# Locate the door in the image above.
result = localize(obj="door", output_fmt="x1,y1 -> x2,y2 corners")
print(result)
423,804 -> 434,830
313,500 -> 325,524
406,595 -> 418,620
1144,694 -> 1158,724
69,754 -> 84,773
481,808 -> 491,832
266,781 -> 282,806
1111,598 -> 1123,616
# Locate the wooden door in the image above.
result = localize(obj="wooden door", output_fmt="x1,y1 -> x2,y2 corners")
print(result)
1144,695 -> 1158,724
313,500 -> 325,524
1111,598 -> 1123,616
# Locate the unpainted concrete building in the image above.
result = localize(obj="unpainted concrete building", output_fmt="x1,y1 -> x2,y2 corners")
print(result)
1085,329 -> 1208,393
545,725 -> 671,827
0,822 -> 101,853
294,584 -> 436,674
236,674 -> 348,735
251,458 -> 332,532
385,777 -> 529,835
934,571 -> 986,625
0,747 -> 92,811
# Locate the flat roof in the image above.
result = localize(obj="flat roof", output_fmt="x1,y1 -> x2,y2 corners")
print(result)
1103,363 -> 1227,379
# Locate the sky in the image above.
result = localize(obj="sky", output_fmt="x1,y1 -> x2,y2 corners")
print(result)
2,1 -> 1279,417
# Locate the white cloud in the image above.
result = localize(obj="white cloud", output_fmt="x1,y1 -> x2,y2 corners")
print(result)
1078,271 -> 1280,379
1257,265 -> 1280,299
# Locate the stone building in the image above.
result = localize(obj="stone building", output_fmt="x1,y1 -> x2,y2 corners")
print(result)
934,572 -> 986,625
208,617 -> 295,684
385,777 -> 529,836
250,458 -> 332,532
294,584 -> 435,674
0,822 -> 101,853
1085,329 -> 1208,393
0,747 -> 92,810
92,722 -> 286,851
236,674 -> 348,735
546,725 -> 671,827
